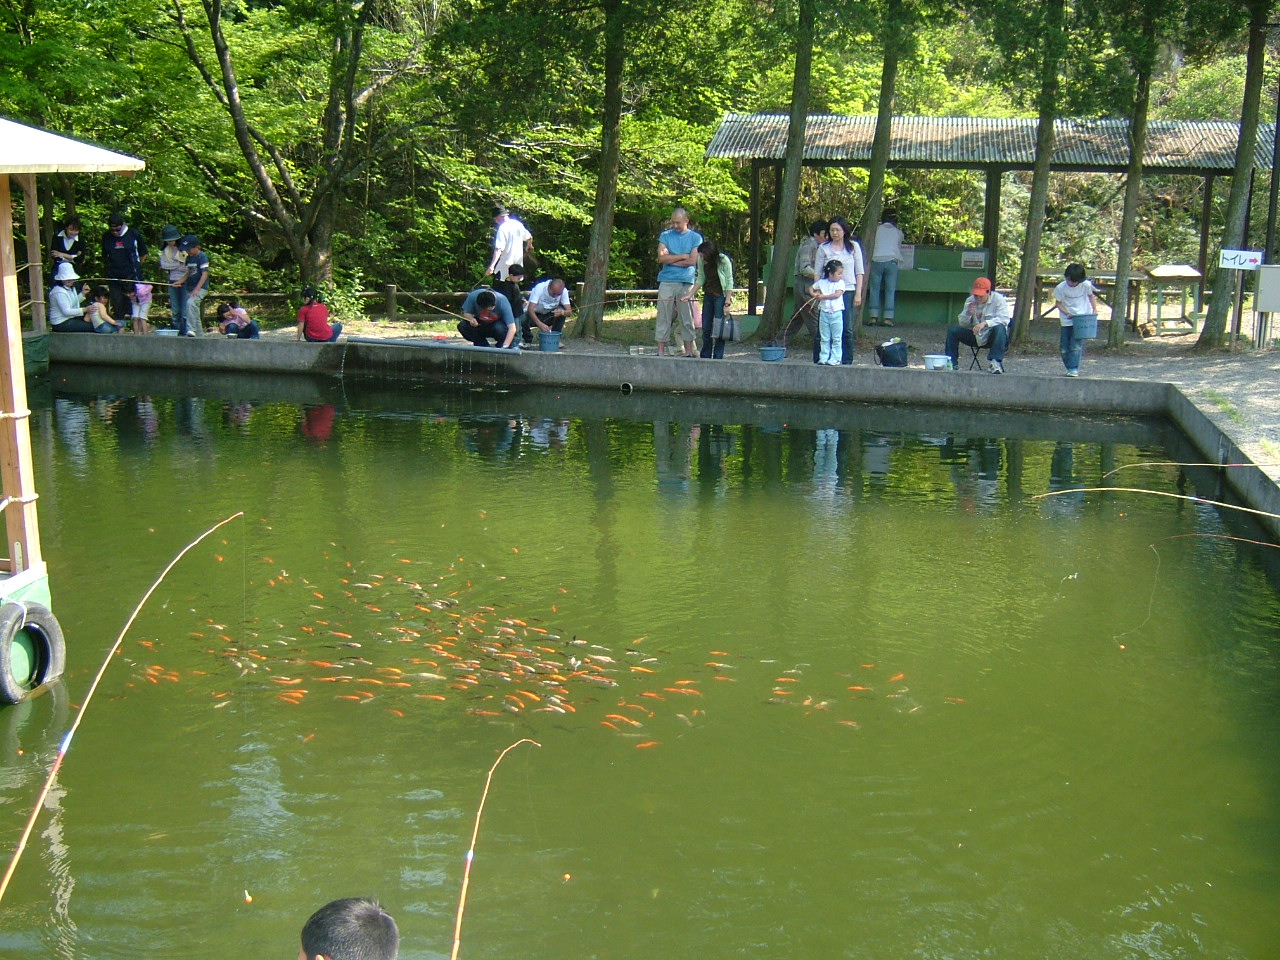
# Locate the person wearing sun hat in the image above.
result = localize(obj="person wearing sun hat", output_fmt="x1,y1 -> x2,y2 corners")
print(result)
944,275 -> 1011,373
157,224 -> 188,328
48,262 -> 96,332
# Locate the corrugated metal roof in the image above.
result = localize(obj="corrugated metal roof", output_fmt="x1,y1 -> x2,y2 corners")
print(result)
706,113 -> 1275,172
0,116 -> 144,175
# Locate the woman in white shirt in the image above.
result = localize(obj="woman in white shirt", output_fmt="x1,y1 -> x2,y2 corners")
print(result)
815,216 -> 865,364
48,263 -> 95,332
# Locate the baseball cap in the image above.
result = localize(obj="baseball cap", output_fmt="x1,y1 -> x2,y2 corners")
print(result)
179,234 -> 200,251
971,277 -> 992,295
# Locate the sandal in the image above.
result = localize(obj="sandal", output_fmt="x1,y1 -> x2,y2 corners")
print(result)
881,319 -> 894,327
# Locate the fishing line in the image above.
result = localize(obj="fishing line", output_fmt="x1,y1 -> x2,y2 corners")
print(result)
0,512 -> 245,906
449,738 -> 540,960
1101,461 -> 1280,480
1032,486 -> 1280,524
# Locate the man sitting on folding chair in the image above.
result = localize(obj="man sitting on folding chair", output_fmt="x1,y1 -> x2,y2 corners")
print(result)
945,276 -> 1012,374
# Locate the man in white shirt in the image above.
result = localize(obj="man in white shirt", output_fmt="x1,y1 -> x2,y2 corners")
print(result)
486,205 -> 532,280
522,277 -> 573,345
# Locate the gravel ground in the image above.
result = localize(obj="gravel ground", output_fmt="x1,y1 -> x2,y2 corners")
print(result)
263,314 -> 1280,480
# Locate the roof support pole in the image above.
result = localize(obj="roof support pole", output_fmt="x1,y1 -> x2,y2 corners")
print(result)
16,174 -> 45,333
0,174 -> 43,574
1198,175 -> 1214,311
983,165 -> 1003,283
749,160 -> 762,316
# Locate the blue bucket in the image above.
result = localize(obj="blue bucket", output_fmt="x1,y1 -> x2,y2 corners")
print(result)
759,345 -> 786,362
1073,314 -> 1099,339
538,331 -> 561,352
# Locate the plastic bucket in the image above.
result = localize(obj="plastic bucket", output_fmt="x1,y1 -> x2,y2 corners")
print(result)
759,345 -> 786,362
923,354 -> 952,370
155,328 -> 179,337
1072,314 -> 1099,339
538,331 -> 561,352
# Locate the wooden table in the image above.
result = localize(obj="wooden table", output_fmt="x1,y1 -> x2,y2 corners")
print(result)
1033,271 -> 1143,329
1143,264 -> 1203,335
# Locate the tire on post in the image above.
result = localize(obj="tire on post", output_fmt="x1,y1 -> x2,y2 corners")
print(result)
0,602 -> 66,704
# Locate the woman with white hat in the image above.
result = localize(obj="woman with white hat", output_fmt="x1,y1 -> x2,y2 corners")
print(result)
48,262 -> 95,332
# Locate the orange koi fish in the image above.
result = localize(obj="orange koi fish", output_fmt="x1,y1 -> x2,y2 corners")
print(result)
635,741 -> 661,749
889,673 -> 905,682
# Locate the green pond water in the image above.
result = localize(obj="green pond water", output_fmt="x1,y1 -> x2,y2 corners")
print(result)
2,371 -> 1280,959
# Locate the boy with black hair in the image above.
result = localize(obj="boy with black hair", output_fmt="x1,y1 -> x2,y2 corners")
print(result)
299,898 -> 398,960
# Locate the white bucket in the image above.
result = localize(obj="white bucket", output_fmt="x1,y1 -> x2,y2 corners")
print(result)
155,328 -> 179,337
923,354 -> 952,371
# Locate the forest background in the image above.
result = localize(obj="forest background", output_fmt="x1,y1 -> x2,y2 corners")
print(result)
0,0 -> 1270,336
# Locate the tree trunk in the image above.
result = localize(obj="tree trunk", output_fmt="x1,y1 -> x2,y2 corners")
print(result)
1196,4 -> 1267,349
860,0 -> 903,331
757,0 -> 814,343
1108,55 -> 1151,348
573,0 -> 625,340
1010,0 -> 1064,346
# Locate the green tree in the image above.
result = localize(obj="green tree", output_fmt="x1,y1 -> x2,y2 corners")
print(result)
759,0 -> 816,343
1195,0 -> 1275,349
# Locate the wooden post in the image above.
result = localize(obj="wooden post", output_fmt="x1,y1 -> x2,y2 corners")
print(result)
1198,175 -> 1214,312
748,161 -> 761,316
17,174 -> 45,332
0,174 -> 43,573
385,284 -> 397,321
983,165 -> 1002,284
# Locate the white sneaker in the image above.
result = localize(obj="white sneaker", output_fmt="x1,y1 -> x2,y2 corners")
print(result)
988,360 -> 1004,374
1065,369 -> 1079,377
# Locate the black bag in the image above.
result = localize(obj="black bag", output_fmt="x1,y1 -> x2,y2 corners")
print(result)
874,339 -> 908,367
712,310 -> 740,342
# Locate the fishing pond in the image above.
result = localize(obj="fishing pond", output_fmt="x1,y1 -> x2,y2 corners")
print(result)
2,369 -> 1279,959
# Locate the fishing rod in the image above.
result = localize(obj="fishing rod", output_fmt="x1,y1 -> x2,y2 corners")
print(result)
0,512 -> 244,906
449,738 -> 540,960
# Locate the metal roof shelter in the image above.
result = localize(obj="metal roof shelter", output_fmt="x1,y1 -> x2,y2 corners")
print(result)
0,116 -> 143,613
706,113 -> 1275,314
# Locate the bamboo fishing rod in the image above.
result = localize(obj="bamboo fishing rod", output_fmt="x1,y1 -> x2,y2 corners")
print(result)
0,512 -> 244,906
449,738 -> 540,960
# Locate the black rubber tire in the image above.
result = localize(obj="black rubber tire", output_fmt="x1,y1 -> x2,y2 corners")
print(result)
0,602 -> 66,705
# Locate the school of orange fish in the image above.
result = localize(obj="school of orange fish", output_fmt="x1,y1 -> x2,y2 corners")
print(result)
122,553 -> 965,745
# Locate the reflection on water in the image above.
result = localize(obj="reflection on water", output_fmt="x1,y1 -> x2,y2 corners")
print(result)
3,374 -> 1280,959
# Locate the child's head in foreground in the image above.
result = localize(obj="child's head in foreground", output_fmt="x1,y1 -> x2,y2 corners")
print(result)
299,898 -> 398,960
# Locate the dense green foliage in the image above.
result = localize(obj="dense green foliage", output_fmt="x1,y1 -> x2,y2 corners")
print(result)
0,0 -> 1267,300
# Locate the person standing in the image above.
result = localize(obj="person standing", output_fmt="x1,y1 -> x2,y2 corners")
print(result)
296,286 -> 343,342
179,235 -> 208,336
1053,263 -> 1099,377
156,225 -> 187,328
494,261 -> 526,334
486,204 -> 532,281
689,240 -> 733,359
655,206 -> 703,357
811,261 -> 847,365
815,216 -> 865,364
49,215 -> 85,280
101,213 -> 147,324
790,220 -> 827,362
867,211 -> 904,327
47,263 -> 94,332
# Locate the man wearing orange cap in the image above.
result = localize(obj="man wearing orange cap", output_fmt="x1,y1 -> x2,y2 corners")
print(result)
945,276 -> 1011,373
